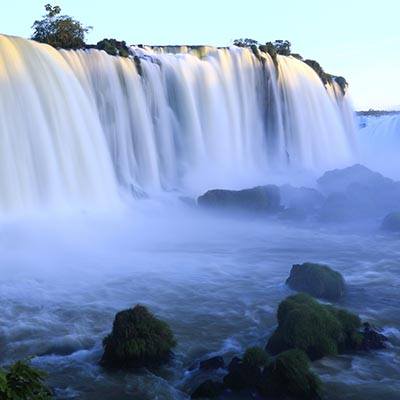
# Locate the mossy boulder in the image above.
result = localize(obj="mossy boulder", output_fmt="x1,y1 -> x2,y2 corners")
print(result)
223,347 -> 269,391
286,262 -> 345,301
0,360 -> 52,399
198,185 -> 281,214
381,212 -> 400,232
266,293 -> 361,360
101,305 -> 176,368
260,349 -> 322,400
242,346 -> 270,369
191,380 -> 224,399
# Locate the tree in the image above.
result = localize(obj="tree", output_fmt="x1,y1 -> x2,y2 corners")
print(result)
272,40 -> 291,55
31,4 -> 91,49
233,38 -> 258,47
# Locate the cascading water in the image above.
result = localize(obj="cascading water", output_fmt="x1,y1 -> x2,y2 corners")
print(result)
0,35 -> 119,214
359,114 -> 400,179
0,34 -> 357,213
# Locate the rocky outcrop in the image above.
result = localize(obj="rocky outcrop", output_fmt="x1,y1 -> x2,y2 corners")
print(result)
286,262 -> 345,301
101,305 -> 176,368
266,293 -> 361,360
259,349 -> 322,400
197,185 -> 281,213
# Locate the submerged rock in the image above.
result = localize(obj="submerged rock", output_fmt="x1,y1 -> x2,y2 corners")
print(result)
360,322 -> 388,350
266,293 -> 361,360
223,347 -> 269,391
101,305 -> 176,368
381,212 -> 400,232
286,262 -> 345,301
197,185 -> 281,213
199,356 -> 225,371
191,379 -> 224,399
259,349 -> 322,400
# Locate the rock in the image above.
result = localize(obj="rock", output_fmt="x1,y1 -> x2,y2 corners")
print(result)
266,293 -> 361,360
279,184 -> 325,212
191,379 -> 224,399
259,349 -> 322,400
242,346 -> 269,369
286,262 -> 345,301
381,212 -> 400,232
361,322 -> 388,350
223,349 -> 267,391
199,356 -> 225,371
317,164 -> 394,194
317,165 -> 400,221
197,185 -> 281,213
101,305 -> 176,368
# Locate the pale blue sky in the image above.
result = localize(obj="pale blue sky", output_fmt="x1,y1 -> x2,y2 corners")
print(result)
1,0 -> 399,109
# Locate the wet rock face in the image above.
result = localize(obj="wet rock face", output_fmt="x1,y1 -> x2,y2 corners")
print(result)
259,349 -> 322,400
360,323 -> 388,350
381,212 -> 400,232
101,305 -> 176,368
197,185 -> 281,213
286,262 -> 346,301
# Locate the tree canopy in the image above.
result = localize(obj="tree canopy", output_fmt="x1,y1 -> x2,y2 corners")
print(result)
31,4 -> 91,49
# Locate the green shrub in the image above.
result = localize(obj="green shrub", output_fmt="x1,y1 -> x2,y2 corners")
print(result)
260,349 -> 322,399
96,38 -> 130,57
0,360 -> 51,399
266,293 -> 361,360
101,305 -> 176,368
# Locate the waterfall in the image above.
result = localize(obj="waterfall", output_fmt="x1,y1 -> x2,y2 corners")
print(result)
0,34 -> 357,214
359,114 -> 400,179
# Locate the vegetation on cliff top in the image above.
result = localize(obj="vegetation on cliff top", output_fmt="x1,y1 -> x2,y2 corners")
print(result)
31,4 -> 91,49
233,38 -> 348,93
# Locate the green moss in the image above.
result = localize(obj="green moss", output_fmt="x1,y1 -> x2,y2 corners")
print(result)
242,346 -> 269,368
0,360 -> 52,399
286,262 -> 346,301
266,293 -> 361,360
260,349 -> 322,400
101,305 -> 176,368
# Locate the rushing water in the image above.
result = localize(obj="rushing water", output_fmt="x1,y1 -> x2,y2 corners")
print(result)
0,34 -> 398,400
359,114 -> 400,180
0,35 -> 356,213
0,208 -> 399,399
